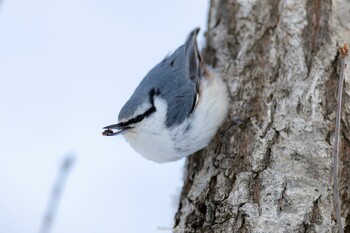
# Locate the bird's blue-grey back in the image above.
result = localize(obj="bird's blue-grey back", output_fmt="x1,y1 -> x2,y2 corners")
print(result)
118,28 -> 203,127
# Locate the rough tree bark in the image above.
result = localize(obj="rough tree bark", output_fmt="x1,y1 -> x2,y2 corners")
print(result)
174,0 -> 350,232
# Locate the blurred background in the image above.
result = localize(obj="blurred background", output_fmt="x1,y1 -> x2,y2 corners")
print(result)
0,0 -> 209,232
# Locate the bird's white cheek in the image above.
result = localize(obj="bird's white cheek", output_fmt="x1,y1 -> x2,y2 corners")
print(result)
122,98 -> 182,162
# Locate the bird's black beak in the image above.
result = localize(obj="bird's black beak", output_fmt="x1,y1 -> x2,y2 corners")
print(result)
102,123 -> 131,136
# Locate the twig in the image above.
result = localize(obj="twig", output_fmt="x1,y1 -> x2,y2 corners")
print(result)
333,43 -> 348,233
39,154 -> 76,233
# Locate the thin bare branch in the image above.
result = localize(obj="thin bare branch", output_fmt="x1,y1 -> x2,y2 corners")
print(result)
333,43 -> 348,233
39,154 -> 76,233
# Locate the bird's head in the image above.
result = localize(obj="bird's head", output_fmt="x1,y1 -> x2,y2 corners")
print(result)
102,27 -> 201,137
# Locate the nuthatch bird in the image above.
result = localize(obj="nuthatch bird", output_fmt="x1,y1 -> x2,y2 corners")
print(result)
103,28 -> 228,163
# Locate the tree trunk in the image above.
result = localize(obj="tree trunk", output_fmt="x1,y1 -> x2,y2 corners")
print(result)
174,0 -> 350,232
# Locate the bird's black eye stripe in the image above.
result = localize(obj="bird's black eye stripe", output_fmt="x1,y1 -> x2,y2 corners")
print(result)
118,89 -> 160,127
118,107 -> 156,127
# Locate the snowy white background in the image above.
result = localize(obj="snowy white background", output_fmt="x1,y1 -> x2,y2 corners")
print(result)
0,1 -> 209,233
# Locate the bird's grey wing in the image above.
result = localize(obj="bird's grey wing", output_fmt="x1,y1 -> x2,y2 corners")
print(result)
184,27 -> 204,90
158,28 -> 203,127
